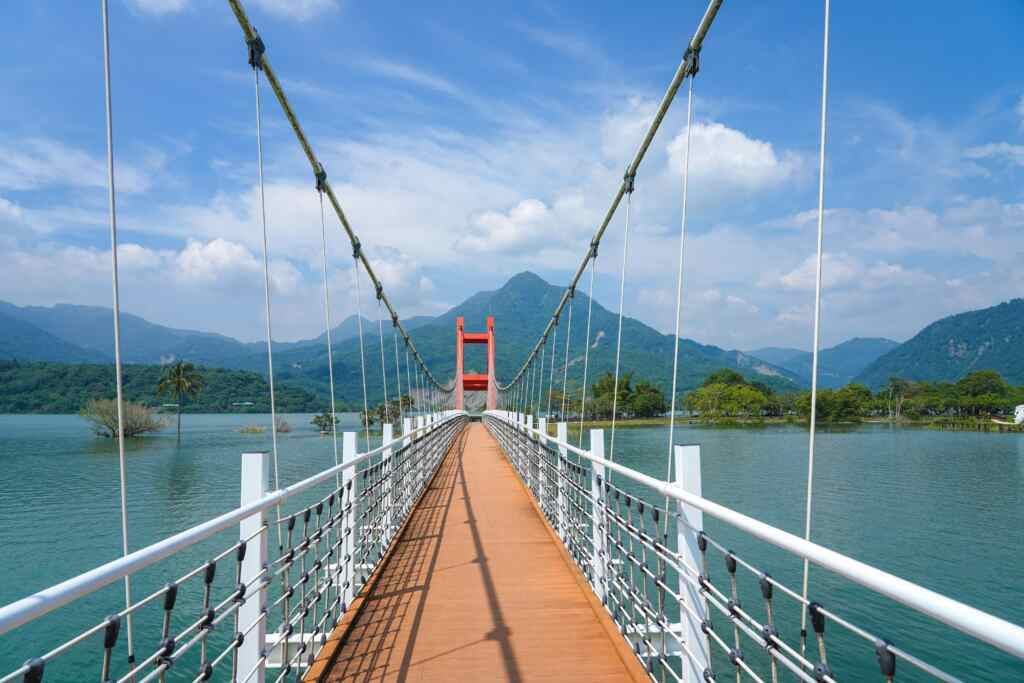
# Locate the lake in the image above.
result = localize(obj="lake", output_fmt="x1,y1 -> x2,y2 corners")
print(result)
0,414 -> 1021,680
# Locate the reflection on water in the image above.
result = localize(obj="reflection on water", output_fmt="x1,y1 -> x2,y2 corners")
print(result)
0,415 -> 1021,680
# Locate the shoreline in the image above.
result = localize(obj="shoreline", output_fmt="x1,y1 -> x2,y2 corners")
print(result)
540,415 -> 1023,433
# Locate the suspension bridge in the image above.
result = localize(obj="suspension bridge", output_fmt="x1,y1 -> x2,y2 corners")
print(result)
1,0 -> 1023,681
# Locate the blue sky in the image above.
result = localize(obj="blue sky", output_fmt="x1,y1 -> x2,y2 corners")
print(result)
1,0 -> 1022,352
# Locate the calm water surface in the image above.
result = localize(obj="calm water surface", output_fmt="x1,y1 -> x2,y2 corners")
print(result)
0,415 -> 1021,680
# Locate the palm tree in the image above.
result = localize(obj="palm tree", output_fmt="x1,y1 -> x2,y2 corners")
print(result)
156,361 -> 204,439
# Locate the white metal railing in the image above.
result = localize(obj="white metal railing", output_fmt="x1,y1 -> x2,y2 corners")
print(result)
484,410 -> 1024,682
0,411 -> 467,683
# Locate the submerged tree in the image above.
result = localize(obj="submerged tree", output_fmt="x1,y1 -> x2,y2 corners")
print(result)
312,411 -> 339,434
156,361 -> 205,440
81,398 -> 165,438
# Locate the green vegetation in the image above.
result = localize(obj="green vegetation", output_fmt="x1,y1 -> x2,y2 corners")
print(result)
680,368 -> 1024,425
311,411 -> 339,434
80,398 -> 166,438
0,360 -> 324,414
581,372 -> 668,419
156,361 -> 205,439
359,394 -> 416,428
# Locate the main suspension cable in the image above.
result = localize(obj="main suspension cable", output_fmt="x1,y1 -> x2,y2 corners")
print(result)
100,0 -> 135,663
226,0 -> 449,397
494,0 -> 722,392
800,0 -> 832,657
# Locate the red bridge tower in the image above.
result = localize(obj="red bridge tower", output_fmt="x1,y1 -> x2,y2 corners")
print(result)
455,316 -> 496,411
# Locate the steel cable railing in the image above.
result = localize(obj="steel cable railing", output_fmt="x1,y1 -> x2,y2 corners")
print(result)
483,411 -> 1024,682
0,412 -> 467,683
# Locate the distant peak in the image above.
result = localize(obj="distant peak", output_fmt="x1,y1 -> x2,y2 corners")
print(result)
503,271 -> 548,287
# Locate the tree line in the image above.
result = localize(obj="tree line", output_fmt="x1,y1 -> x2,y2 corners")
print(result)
536,367 -> 1024,423
685,368 -> 1024,422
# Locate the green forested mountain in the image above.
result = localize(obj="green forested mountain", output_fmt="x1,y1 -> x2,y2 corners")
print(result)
855,299 -> 1024,389
0,312 -> 108,363
748,337 -> 899,388
0,300 -> 373,366
0,360 -> 324,414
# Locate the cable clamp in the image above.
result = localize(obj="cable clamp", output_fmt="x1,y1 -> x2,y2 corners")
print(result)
102,614 -> 121,649
808,601 -> 826,635
813,662 -> 832,682
391,313 -> 399,327
247,32 -> 266,70
875,639 -> 896,677
684,45 -> 701,77
315,164 -> 327,192
623,170 -> 636,194
375,283 -> 384,300
589,239 -> 600,259
22,659 -> 44,683
352,239 -> 361,259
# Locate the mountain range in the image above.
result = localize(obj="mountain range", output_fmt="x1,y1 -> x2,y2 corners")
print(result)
0,273 -> 804,405
748,338 -> 900,389
853,298 -> 1024,388
1,274 -> 1020,405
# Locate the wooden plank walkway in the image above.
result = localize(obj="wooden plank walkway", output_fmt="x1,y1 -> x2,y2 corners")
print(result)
308,422 -> 648,682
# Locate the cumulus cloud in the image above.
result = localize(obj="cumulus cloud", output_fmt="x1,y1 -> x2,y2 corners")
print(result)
667,121 -> 804,198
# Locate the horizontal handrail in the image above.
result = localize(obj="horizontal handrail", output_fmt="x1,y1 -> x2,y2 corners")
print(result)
0,411 -> 467,637
484,410 -> 1024,660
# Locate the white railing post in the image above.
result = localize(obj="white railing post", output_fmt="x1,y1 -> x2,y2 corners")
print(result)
589,429 -> 607,605
239,451 -> 269,683
382,423 -> 393,544
556,422 -> 568,540
403,417 -> 412,447
675,444 -> 709,681
342,432 -> 357,607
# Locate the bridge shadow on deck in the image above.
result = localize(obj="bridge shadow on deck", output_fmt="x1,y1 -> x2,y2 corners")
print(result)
311,423 -> 646,683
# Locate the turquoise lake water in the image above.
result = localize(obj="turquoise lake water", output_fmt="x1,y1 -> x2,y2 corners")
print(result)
0,415 -> 1022,680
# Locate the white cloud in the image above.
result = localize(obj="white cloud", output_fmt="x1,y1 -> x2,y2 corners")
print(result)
964,142 -> 1024,167
667,121 -> 803,198
124,0 -> 188,15
360,60 -> 461,97
252,0 -> 338,22
0,138 -> 150,193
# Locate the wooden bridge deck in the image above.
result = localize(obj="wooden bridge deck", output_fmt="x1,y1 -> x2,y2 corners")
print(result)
308,422 -> 648,682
